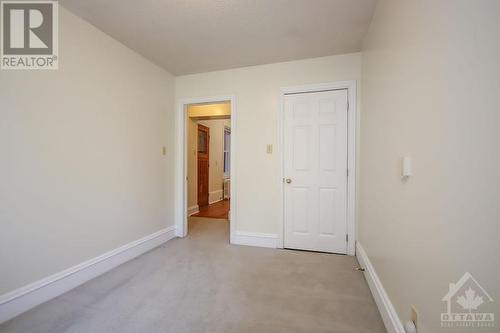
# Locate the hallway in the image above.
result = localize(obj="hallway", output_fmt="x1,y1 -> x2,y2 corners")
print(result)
192,200 -> 230,219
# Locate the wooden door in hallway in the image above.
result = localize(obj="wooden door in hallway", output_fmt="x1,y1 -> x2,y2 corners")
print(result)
283,89 -> 348,254
197,124 -> 210,207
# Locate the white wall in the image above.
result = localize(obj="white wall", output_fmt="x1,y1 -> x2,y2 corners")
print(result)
176,53 -> 361,234
187,118 -> 198,210
360,0 -> 500,331
0,8 -> 175,294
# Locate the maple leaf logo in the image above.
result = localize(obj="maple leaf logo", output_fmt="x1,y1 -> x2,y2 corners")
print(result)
456,288 -> 484,312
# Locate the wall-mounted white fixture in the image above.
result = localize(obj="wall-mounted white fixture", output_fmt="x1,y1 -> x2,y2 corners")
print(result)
404,320 -> 417,333
402,156 -> 412,179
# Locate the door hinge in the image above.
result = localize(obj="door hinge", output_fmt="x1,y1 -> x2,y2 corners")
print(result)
347,100 -> 350,112
346,169 -> 349,177
346,234 -> 349,242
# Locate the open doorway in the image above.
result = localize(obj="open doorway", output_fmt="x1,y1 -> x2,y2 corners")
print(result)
181,99 -> 233,241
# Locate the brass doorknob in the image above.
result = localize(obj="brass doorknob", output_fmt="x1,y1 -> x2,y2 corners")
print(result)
286,178 -> 292,184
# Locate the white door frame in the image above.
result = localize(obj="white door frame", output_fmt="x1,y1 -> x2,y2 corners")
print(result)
175,95 -> 237,244
278,81 -> 357,255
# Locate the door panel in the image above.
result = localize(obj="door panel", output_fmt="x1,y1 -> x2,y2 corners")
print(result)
197,124 -> 209,207
319,188 -> 336,235
293,126 -> 310,170
284,89 -> 348,254
291,187 -> 309,233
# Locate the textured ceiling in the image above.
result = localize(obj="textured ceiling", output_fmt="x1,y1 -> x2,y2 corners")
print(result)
60,0 -> 377,75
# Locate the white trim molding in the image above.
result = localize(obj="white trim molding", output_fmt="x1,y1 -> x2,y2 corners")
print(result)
278,81 -> 357,255
356,242 -> 405,333
175,95 -> 237,244
187,205 -> 199,216
233,231 -> 278,249
208,190 -> 224,204
0,226 -> 176,324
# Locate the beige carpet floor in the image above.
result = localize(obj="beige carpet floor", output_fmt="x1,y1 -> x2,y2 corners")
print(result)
0,217 -> 386,333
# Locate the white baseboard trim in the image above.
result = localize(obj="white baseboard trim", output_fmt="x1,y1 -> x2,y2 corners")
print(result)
356,242 -> 405,333
187,205 -> 199,216
0,225 -> 176,324
233,231 -> 278,249
208,190 -> 223,205
208,199 -> 223,205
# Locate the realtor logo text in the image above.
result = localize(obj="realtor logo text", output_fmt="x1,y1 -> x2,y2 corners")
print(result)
1,1 -> 58,69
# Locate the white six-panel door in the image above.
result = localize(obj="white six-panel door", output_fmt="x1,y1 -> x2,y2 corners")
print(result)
283,89 -> 348,254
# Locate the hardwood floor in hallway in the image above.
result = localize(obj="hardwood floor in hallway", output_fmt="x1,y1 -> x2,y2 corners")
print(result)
192,199 -> 229,219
